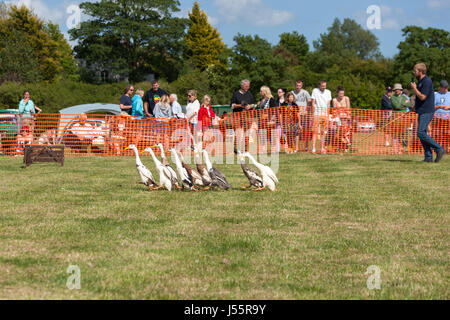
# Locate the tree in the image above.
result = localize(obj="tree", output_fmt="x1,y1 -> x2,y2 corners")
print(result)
46,23 -> 79,81
0,4 -> 76,82
392,26 -> 450,85
313,18 -> 381,60
184,2 -> 226,71
275,31 -> 309,64
230,34 -> 287,95
0,30 -> 42,83
2,5 -> 62,81
70,0 -> 188,82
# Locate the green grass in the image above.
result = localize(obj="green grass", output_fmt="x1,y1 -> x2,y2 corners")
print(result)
0,153 -> 448,299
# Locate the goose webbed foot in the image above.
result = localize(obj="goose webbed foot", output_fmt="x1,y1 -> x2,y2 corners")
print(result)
252,187 -> 265,192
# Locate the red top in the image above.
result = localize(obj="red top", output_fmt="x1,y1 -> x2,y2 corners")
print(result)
197,104 -> 216,127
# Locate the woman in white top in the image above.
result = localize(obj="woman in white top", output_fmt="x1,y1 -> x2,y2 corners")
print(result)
185,90 -> 200,145
186,90 -> 200,124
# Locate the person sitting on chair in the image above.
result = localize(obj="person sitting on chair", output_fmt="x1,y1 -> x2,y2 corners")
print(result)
15,125 -> 33,154
67,114 -> 94,153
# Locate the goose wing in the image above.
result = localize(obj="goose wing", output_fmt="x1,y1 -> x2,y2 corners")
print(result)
210,167 -> 231,190
179,165 -> 194,188
197,164 -> 212,185
262,173 -> 276,191
263,165 -> 279,184
242,163 -> 263,187
137,163 -> 156,186
166,164 -> 179,185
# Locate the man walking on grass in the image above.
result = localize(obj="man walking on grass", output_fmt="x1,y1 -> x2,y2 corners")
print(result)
410,63 -> 445,163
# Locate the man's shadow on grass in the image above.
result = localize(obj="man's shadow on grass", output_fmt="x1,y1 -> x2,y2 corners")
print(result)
381,159 -> 416,163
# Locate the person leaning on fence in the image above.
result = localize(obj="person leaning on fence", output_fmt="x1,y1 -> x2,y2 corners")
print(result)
275,88 -> 287,107
281,92 -> 300,153
143,80 -> 167,117
120,85 -> 134,116
433,80 -> 450,153
311,81 -> 332,154
255,86 -> 281,152
231,79 -> 256,113
411,63 -> 445,162
153,94 -> 173,149
197,95 -> 218,148
66,114 -> 94,153
291,80 -> 312,151
19,90 -> 41,130
170,94 -> 186,119
185,90 -> 200,145
131,89 -> 145,117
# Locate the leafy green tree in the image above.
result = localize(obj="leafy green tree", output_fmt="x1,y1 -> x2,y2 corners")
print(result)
230,34 -> 287,95
275,31 -> 309,64
46,23 -> 79,81
70,0 -> 188,82
2,5 -> 64,82
313,18 -> 381,60
184,1 -> 226,70
0,30 -> 42,83
392,26 -> 450,85
0,4 -> 77,82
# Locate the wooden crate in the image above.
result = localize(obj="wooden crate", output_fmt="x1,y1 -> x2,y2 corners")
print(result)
24,145 -> 64,167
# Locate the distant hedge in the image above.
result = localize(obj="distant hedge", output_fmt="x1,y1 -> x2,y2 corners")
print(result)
0,80 -> 157,113
0,77 -> 385,113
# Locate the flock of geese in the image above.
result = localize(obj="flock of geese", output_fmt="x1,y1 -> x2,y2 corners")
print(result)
125,144 -> 279,192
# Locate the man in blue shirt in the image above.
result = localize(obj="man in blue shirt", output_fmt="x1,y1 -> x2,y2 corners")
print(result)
433,80 -> 450,153
434,80 -> 450,119
410,63 -> 445,162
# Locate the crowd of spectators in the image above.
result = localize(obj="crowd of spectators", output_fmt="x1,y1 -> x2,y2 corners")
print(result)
6,71 -> 448,157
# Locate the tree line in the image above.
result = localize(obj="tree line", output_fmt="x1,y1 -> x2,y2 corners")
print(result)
0,0 -> 449,112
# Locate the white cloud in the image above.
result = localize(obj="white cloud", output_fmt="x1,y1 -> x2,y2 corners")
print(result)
427,0 -> 450,8
8,0 -> 65,23
214,0 -> 293,27
380,5 -> 403,30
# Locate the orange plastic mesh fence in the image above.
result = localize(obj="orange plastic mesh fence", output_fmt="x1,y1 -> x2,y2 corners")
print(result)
0,109 -> 448,157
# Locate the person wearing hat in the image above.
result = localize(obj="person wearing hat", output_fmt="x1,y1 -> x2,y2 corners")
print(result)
391,83 -> 412,111
433,80 -> 450,152
386,84 -> 411,154
435,80 -> 450,115
410,62 -> 445,162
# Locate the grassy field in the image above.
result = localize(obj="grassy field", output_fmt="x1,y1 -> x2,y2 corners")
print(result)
0,153 -> 448,299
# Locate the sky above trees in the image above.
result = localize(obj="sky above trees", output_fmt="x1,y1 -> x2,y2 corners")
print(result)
5,0 -> 450,57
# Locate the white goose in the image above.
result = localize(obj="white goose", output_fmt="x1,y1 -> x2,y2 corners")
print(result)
202,149 -> 231,190
155,143 -> 181,190
125,144 -> 158,190
169,148 -> 197,191
144,146 -> 174,191
243,152 -> 279,191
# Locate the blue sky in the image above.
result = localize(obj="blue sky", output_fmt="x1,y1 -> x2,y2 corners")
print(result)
6,0 -> 450,58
